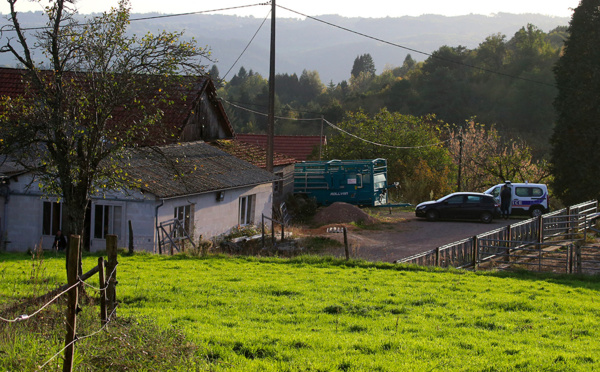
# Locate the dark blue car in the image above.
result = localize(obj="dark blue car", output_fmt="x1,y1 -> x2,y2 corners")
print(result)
415,192 -> 500,223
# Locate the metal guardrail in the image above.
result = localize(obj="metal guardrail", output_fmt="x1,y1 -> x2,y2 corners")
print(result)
397,200 -> 598,271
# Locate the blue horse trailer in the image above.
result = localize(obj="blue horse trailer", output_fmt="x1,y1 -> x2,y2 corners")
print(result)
293,159 -> 389,206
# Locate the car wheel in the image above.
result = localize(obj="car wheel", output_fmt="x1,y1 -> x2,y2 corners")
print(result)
480,211 -> 493,224
425,209 -> 439,221
530,207 -> 544,218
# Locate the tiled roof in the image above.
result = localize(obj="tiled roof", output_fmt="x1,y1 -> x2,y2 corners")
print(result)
0,68 -> 27,97
125,141 -> 277,199
211,139 -> 295,168
0,67 -> 234,144
235,134 -> 326,161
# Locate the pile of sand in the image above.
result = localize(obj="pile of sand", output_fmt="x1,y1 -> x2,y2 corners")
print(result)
313,202 -> 377,226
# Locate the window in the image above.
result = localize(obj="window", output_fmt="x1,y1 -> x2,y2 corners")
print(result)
42,201 -> 62,236
274,172 -> 283,196
239,195 -> 255,226
466,195 -> 482,204
174,205 -> 192,238
93,204 -> 122,239
446,196 -> 464,204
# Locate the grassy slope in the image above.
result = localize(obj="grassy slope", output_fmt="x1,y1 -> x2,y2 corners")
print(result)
1,252 -> 600,371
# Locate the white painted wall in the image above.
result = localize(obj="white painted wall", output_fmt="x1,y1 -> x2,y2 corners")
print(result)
157,183 -> 273,247
3,171 -> 274,253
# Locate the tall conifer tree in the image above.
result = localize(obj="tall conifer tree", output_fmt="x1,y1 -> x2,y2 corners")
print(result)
551,0 -> 600,204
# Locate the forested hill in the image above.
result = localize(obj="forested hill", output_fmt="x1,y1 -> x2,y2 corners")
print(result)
0,12 -> 569,83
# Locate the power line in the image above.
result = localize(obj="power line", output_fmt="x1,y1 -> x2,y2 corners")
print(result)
276,4 -> 559,89
223,99 -> 319,121
0,3 -> 269,32
324,119 -> 451,149
223,98 -> 449,149
218,9 -> 271,84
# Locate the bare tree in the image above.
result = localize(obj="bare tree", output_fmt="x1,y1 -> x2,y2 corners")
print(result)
0,0 -> 209,241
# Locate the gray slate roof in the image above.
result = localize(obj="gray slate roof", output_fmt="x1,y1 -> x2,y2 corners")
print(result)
126,141 -> 277,199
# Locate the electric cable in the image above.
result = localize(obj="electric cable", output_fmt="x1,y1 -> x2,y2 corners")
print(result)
218,9 -> 271,84
0,3 -> 269,32
323,118 -> 451,149
223,98 -> 449,149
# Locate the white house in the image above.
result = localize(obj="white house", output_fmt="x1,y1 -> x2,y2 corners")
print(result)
0,141 -> 277,252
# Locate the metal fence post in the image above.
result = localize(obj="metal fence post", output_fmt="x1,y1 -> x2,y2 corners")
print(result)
262,215 -> 265,248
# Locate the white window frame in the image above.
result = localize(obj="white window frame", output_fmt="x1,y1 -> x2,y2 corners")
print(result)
238,195 -> 256,226
174,204 -> 192,238
93,204 -> 122,239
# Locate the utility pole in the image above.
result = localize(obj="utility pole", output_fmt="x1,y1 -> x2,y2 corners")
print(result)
319,115 -> 324,160
457,130 -> 463,192
266,0 -> 276,172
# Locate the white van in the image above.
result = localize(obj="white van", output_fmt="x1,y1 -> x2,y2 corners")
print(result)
484,182 -> 549,217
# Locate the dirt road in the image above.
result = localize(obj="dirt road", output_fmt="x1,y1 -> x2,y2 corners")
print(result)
315,211 -> 514,263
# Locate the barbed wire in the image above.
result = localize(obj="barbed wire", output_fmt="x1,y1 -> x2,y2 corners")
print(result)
80,263 -> 118,292
36,304 -> 119,371
0,263 -> 118,322
0,280 -> 79,323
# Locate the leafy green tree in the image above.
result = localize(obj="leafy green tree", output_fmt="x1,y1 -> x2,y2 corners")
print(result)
351,53 -> 376,78
323,109 -> 453,203
298,69 -> 325,103
413,45 -> 473,125
0,0 -> 207,240
393,54 -> 417,77
551,0 -> 600,204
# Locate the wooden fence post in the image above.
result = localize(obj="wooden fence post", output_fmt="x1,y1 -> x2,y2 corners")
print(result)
261,215 -> 265,248
537,215 -> 544,244
271,218 -> 275,245
98,257 -> 107,326
471,235 -> 478,271
63,234 -> 80,372
576,244 -> 582,274
343,227 -> 349,260
105,234 -> 118,318
435,247 -> 440,267
128,220 -> 134,255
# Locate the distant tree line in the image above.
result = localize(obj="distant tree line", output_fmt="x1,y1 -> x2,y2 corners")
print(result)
219,24 -> 565,151
216,20 -> 600,205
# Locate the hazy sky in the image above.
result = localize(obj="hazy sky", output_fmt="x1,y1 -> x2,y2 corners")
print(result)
0,0 -> 580,18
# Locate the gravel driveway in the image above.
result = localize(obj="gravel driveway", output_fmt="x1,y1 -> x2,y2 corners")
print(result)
320,211 -> 514,263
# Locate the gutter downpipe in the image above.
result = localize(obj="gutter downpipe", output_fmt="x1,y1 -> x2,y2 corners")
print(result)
155,199 -> 164,254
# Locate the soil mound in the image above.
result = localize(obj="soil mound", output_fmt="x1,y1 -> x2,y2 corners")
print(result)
313,202 -> 378,226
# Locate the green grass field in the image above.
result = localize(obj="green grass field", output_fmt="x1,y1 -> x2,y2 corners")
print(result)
1,251 -> 600,371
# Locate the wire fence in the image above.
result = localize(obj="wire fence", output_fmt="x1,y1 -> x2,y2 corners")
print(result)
0,235 -> 119,371
397,200 -> 599,274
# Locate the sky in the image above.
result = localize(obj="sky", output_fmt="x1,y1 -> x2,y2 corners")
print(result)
0,0 -> 580,18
